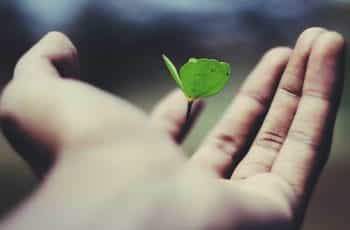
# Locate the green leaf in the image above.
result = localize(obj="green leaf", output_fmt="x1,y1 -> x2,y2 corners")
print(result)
179,58 -> 231,99
162,54 -> 184,90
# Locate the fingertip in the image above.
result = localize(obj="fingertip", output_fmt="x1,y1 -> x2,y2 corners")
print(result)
297,27 -> 327,43
292,27 -> 327,58
262,47 -> 292,63
14,31 -> 80,80
151,89 -> 205,143
256,46 -> 292,76
301,31 -> 346,102
312,31 -> 346,59
39,31 -> 78,57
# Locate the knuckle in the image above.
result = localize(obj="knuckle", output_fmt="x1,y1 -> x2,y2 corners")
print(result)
0,77 -> 57,119
158,112 -> 184,137
278,85 -> 302,99
0,81 -> 25,117
255,130 -> 285,151
287,128 -> 318,150
0,81 -> 17,116
214,134 -> 241,158
239,88 -> 270,107
303,87 -> 331,101
235,159 -> 271,179
14,53 -> 33,76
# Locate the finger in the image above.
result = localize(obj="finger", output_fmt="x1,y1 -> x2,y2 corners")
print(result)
271,31 -> 345,206
233,28 -> 326,179
190,47 -> 292,177
0,31 -> 80,176
150,89 -> 204,144
14,31 -> 80,80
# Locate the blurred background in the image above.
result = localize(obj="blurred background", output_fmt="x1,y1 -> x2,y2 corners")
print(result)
0,0 -> 349,229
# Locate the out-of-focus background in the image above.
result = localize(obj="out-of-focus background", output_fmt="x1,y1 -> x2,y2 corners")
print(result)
0,0 -> 348,229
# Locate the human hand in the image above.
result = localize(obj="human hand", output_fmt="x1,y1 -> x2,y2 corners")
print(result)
0,28 -> 345,230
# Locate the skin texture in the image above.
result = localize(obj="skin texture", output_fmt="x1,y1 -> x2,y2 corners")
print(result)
0,27 -> 345,230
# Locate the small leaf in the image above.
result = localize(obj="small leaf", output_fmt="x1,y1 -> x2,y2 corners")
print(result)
179,58 -> 231,99
162,54 -> 184,90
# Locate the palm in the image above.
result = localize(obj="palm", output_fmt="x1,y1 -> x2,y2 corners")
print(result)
154,27 -> 344,229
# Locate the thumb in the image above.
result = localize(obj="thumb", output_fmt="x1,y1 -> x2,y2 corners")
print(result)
0,32 -> 80,177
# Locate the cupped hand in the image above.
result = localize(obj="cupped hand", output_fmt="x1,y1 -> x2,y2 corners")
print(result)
0,28 -> 345,230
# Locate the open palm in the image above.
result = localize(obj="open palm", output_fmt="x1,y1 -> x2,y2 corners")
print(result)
0,28 -> 345,230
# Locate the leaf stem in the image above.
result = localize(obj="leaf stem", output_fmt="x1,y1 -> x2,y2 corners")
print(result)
177,100 -> 194,143
185,100 -> 194,124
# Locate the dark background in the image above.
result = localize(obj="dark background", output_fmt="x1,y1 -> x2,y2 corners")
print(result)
0,1 -> 349,229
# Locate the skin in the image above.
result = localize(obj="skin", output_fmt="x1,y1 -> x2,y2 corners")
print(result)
0,27 -> 345,230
